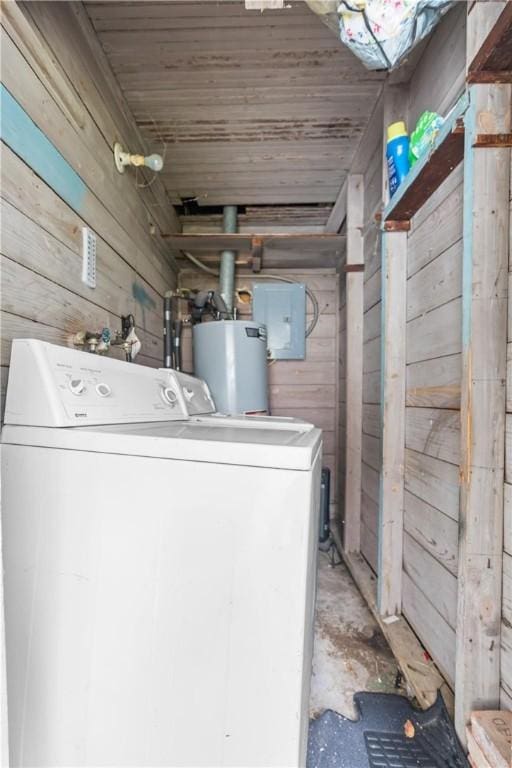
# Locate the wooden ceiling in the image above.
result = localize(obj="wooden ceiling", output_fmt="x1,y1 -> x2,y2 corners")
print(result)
85,1 -> 385,210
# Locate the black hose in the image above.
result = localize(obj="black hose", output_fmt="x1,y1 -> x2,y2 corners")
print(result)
163,295 -> 173,368
173,320 -> 183,371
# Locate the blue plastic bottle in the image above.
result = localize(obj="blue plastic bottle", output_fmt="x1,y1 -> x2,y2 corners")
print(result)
386,121 -> 410,197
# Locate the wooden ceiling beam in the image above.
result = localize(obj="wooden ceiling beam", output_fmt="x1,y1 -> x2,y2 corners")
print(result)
161,232 -> 346,251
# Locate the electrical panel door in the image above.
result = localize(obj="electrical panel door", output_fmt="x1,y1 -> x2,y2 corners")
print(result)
252,283 -> 306,360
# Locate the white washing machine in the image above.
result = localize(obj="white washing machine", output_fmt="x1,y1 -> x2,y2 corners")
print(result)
2,339 -> 321,768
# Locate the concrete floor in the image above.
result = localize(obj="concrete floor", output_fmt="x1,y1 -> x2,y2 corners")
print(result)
309,550 -> 402,721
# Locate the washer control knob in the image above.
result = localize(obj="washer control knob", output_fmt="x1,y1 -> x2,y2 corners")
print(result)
69,378 -> 85,396
161,386 -> 178,406
96,383 -> 112,398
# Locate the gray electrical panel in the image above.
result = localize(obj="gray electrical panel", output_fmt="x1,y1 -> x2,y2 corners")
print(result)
252,282 -> 306,360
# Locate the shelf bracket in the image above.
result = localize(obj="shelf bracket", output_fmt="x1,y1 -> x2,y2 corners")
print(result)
474,133 -> 512,148
383,220 -> 411,232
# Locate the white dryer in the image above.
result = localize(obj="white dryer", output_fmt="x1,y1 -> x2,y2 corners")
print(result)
2,340 -> 321,768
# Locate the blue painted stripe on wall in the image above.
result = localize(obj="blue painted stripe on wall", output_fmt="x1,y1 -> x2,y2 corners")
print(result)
0,84 -> 87,212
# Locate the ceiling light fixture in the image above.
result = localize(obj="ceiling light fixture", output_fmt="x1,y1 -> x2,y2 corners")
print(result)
114,142 -> 164,174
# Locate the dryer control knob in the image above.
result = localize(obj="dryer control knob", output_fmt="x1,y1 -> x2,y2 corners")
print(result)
69,378 -> 85,395
96,383 -> 112,398
161,386 -> 178,406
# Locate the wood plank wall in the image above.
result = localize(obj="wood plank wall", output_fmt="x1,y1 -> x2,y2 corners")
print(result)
502,154 -> 512,711
337,2 -> 467,688
400,6 -> 466,689
0,2 -> 178,416
403,167 -> 463,687
178,268 -> 339,511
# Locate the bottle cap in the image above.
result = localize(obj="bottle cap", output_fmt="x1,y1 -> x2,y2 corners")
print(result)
387,121 -> 407,142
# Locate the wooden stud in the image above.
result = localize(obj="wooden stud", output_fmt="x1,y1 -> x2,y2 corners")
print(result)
250,236 -> 263,272
377,83 -> 408,618
378,230 -> 407,617
455,1 -> 512,741
325,178 -> 348,234
343,174 -> 364,553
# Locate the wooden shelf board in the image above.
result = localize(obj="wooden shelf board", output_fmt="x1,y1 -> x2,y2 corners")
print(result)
382,93 -> 468,225
162,232 -> 346,254
468,3 -> 512,83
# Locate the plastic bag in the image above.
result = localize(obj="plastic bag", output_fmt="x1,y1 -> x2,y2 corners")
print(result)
409,110 -> 444,166
306,0 -> 454,71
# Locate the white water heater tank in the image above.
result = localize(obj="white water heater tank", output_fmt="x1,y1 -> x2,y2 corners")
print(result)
193,320 -> 268,415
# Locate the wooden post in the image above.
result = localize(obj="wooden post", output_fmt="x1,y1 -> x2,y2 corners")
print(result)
455,2 -> 511,740
343,174 -> 364,553
377,84 -> 408,617
378,230 -> 407,617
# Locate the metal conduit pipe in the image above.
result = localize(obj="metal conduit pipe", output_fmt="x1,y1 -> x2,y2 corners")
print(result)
219,205 -> 237,317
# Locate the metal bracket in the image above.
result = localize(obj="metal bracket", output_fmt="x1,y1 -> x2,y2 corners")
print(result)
474,133 -> 512,148
383,220 -> 411,232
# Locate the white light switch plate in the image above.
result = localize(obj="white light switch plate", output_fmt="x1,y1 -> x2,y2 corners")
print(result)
82,227 -> 96,288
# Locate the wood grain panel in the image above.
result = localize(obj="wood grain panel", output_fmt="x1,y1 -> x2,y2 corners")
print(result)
362,404 -> 380,439
405,408 -> 460,465
0,198 -> 163,340
362,433 -> 382,473
361,463 -> 380,506
269,384 -> 335,409
363,336 -> 381,374
363,371 -> 381,405
404,490 -> 459,576
406,299 -> 462,365
505,483 -> 512,556
404,449 -> 459,522
402,572 -> 456,687
407,167 -> 463,279
363,302 -> 381,344
361,518 -> 378,573
403,532 -> 458,628
268,360 -> 336,386
406,354 -> 461,409
406,241 -> 462,322
364,269 -> 381,313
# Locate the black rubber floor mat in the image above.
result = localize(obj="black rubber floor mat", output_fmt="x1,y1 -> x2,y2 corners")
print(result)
307,692 -> 469,768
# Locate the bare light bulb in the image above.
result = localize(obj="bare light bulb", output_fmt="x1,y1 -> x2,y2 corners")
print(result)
144,154 -> 164,172
114,142 -> 164,174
